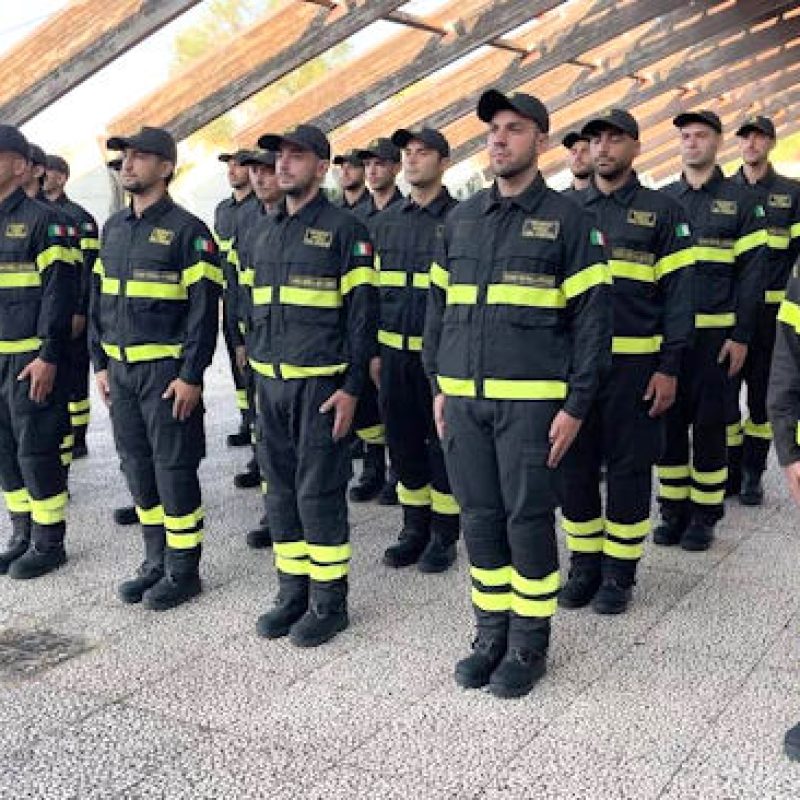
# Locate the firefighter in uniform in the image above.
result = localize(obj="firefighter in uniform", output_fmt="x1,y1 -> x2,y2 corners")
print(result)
767,265 -> 800,762
656,110 -> 767,551
370,127 -> 460,573
249,124 -> 377,647
0,125 -> 75,579
558,109 -> 694,614
43,154 -> 100,460
214,150 -> 262,490
90,127 -> 222,610
726,115 -> 800,505
348,137 -> 404,506
334,150 -> 370,214
561,131 -> 592,198
424,91 -> 610,697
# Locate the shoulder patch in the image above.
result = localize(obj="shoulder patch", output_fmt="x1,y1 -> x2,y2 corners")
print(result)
521,219 -> 560,240
711,199 -> 737,215
6,223 -> 28,238
149,227 -> 174,246
304,228 -> 333,248
627,210 -> 656,227
502,271 -> 555,288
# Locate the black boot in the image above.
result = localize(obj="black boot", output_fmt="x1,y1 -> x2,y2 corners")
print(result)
143,546 -> 202,610
558,554 -> 601,609
290,579 -> 348,647
72,429 -> 88,460
9,522 -> 67,580
256,573 -> 308,638
246,514 -> 272,549
591,576 -> 633,615
418,516 -> 458,574
378,468 -> 398,506
0,513 -> 31,575
348,445 -> 385,503
488,616 -> 549,699
382,506 -> 430,568
653,511 -> 688,547
118,525 -> 165,604
739,468 -> 764,506
113,505 -> 138,526
227,416 -> 251,447
234,455 -> 261,489
785,720 -> 800,761
454,610 -> 508,689
681,518 -> 715,552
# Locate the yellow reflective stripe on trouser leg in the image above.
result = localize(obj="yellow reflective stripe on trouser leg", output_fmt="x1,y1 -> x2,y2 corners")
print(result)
743,418 -> 772,440
307,542 -> 351,581
4,488 -> 30,514
690,467 -> 727,506
727,422 -> 744,447
602,518 -> 650,561
357,424 -> 385,445
430,488 -> 459,515
657,464 -> 690,501
510,568 -> 559,618
136,504 -> 164,526
274,540 -> 309,576
235,389 -> 249,411
30,491 -> 68,525
60,433 -> 74,467
470,565 -> 512,612
164,507 -> 204,549
562,516 -> 604,554
397,483 -> 431,507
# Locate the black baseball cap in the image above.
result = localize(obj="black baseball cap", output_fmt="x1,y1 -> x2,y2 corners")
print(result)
356,137 -> 401,163
0,125 -> 30,159
477,89 -> 550,133
45,154 -> 70,176
28,144 -> 46,167
673,110 -> 722,134
218,149 -> 253,165
562,131 -> 589,149
333,150 -> 364,167
258,124 -> 331,160
240,149 -> 276,167
391,127 -> 450,157
107,126 -> 178,162
582,108 -> 640,140
736,114 -> 776,139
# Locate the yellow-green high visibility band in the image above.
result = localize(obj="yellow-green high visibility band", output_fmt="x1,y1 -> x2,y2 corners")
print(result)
136,504 -> 164,526
397,482 -> 431,507
431,488 -> 460,515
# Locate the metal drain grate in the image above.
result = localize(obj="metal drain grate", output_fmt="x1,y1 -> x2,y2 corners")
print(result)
0,628 -> 90,679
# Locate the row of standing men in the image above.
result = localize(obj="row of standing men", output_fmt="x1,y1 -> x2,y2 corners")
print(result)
1,88 -> 800,703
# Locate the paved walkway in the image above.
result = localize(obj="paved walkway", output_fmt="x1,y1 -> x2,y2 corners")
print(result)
1,350 -> 800,799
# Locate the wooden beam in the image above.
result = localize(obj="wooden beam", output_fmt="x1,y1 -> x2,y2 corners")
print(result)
0,0 -> 200,125
235,0 -> 560,147
108,0 -> 406,142
451,3 -> 800,166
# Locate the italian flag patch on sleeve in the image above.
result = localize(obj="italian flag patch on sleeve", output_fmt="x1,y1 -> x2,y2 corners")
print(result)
590,228 -> 607,247
353,241 -> 373,257
194,236 -> 216,254
676,222 -> 691,238
48,223 -> 68,237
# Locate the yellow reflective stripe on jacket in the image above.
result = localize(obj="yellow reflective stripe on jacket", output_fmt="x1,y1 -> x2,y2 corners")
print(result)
342,266 -> 377,294
765,289 -> 786,304
437,376 -> 476,397
778,298 -> 800,333
612,335 -> 663,355
693,245 -> 734,264
562,262 -> 610,299
446,284 -> 478,305
0,271 -> 41,289
279,286 -> 342,308
767,232 -> 790,250
184,260 -> 223,287
0,338 -> 42,354
413,272 -> 430,289
377,330 -> 423,351
249,360 -> 348,379
100,276 -> 120,295
609,260 -> 655,283
240,267 -> 254,287
483,378 -> 567,401
36,244 -> 73,271
430,262 -> 449,290
125,281 -> 187,300
101,342 -> 182,362
654,247 -> 694,279
733,228 -> 768,256
378,270 -> 406,288
252,285 -> 273,305
80,237 -> 100,251
695,312 -> 735,328
486,284 -> 566,308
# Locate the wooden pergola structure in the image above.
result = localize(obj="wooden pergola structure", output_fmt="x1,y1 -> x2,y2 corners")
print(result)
1,0 -> 798,181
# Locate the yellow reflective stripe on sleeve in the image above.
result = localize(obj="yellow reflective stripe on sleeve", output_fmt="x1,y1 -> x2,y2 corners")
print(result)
378,270 -> 407,287
240,267 -> 254,287
486,284 -> 566,308
184,261 -> 224,287
227,248 -> 240,270
483,378 -> 567,401
36,244 -> 73,271
609,260 -> 656,283
0,270 -> 40,289
658,485 -> 690,500
510,568 -> 560,596
562,262 -> 611,299
657,465 -> 690,480
654,247 -> 694,279
430,488 -> 460,515
397,482 -> 431,507
437,376 -> 476,397
0,338 -> 42,354
778,299 -> 800,334
689,487 -> 725,505
93,258 -> 105,276
796,421 -> 800,446
604,519 -> 650,539
356,424 -> 385,445
307,543 -> 351,564
471,587 -> 512,612
695,312 -> 735,328
743,419 -> 772,440
276,555 -> 310,576
412,272 -> 430,289
252,285 -> 273,305
80,237 -> 100,251
29,491 -> 68,525
101,276 -> 120,295
235,389 -> 248,411
430,262 -> 449,290
125,281 -> 187,300
791,222 -> 800,240
612,336 -> 663,355
342,266 -> 377,294
249,359 -> 275,378
4,488 -> 30,514
136,504 -> 164,526
279,286 -> 342,308
470,565 -> 511,587
733,228 -> 768,256
511,594 -> 557,618
693,245 -> 735,264
765,289 -> 786,304
691,467 -> 727,485
446,284 -> 478,305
